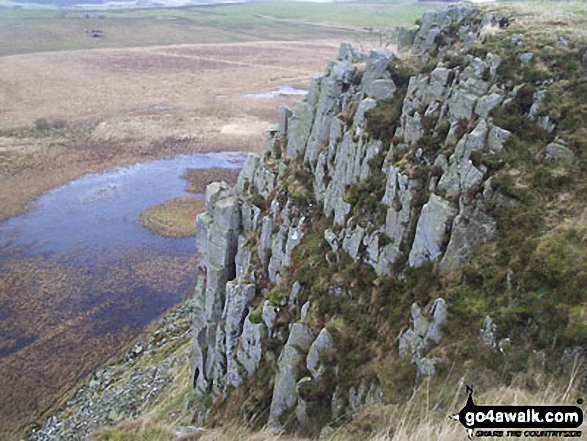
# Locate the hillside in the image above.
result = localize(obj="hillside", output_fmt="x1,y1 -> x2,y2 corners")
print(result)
31,2 -> 587,440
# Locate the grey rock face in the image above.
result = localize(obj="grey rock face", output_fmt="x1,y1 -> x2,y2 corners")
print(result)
193,182 -> 243,395
537,115 -> 556,134
380,165 -> 414,271
259,215 -> 274,261
439,205 -> 496,274
236,154 -> 260,194
479,315 -> 497,348
438,120 -> 488,193
235,236 -> 252,281
366,79 -> 397,101
322,131 -> 363,224
517,52 -> 534,64
268,324 -> 315,428
362,48 -> 395,94
324,229 -> 339,253
342,221 -> 366,261
426,298 -> 448,343
338,42 -> 364,62
399,299 -> 449,376
475,93 -> 502,118
398,26 -> 419,50
286,101 -> 314,158
482,177 -> 516,209
403,111 -> 425,145
301,301 -> 311,321
430,66 -> 452,99
353,98 -> 377,137
348,382 -> 384,415
224,282 -> 257,387
283,217 -> 305,268
306,328 -> 334,378
268,225 -> 286,284
237,317 -> 266,376
187,26 -> 521,430
254,166 -> 276,199
408,194 -> 457,267
279,106 -> 293,135
304,61 -> 353,164
205,181 -> 230,213
262,300 -> 279,333
488,124 -> 511,152
449,89 -> 477,121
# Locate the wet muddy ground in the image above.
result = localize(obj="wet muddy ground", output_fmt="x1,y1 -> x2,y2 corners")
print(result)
0,152 -> 244,436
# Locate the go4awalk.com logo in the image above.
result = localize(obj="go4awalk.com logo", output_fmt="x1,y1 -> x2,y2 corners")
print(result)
451,386 -> 584,439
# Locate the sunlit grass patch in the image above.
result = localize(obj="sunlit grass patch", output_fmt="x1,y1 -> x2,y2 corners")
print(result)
139,197 -> 205,238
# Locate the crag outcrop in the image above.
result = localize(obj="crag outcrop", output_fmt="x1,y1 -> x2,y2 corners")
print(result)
191,3 -> 586,435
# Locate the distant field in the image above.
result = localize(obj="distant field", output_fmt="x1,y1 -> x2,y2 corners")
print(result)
0,2 -> 431,56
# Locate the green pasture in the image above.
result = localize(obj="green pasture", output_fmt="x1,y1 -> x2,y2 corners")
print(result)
0,2 -> 432,56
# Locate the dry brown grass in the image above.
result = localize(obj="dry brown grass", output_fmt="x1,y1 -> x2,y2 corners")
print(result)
0,40 -> 340,128
0,40 -> 341,223
91,373 -> 585,441
182,167 -> 240,194
139,197 -> 206,238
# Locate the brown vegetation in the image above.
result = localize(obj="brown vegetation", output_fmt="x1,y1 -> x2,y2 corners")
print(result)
139,197 -> 206,238
0,40 -> 341,223
182,167 -> 241,194
0,251 -> 197,440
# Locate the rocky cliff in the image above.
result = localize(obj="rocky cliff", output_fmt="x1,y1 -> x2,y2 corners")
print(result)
190,4 -> 587,436
24,4 -> 587,440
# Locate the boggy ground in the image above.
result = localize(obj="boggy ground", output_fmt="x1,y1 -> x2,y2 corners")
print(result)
0,39 -> 342,439
0,40 -> 342,222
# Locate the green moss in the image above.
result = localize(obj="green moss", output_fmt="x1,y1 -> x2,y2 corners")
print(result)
251,192 -> 266,211
365,85 -> 407,143
268,288 -> 286,305
344,149 -> 389,225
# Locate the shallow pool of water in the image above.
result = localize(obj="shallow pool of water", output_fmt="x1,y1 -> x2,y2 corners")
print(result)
0,151 -> 245,423
0,151 -> 245,256
243,86 -> 308,99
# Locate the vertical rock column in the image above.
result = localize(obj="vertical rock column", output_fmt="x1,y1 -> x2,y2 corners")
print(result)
191,182 -> 241,394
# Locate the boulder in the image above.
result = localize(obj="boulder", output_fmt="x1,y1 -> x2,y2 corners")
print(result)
545,142 -> 576,163
366,79 -> 397,101
475,93 -> 502,118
